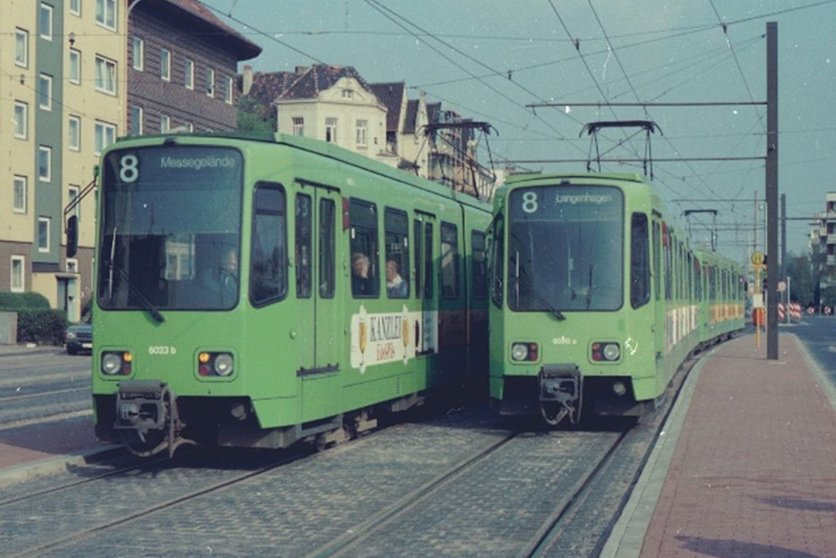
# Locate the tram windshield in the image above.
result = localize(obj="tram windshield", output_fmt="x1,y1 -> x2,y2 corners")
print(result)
98,146 -> 243,312
507,185 -> 623,312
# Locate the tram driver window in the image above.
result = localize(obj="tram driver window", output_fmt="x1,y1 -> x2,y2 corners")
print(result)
250,185 -> 287,306
349,199 -> 379,297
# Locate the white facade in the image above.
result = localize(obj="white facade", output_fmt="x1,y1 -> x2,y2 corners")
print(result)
276,77 -> 389,164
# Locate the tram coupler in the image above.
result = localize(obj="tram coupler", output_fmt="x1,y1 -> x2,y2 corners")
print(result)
114,381 -> 186,458
539,364 -> 582,425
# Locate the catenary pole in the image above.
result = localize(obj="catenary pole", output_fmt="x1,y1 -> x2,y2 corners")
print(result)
766,22 -> 779,359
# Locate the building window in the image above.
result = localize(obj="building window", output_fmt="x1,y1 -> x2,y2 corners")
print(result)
13,175 -> 27,214
68,185 -> 81,220
38,217 -> 51,253
356,119 -> 368,148
96,0 -> 116,30
94,121 -> 116,154
39,3 -> 53,41
292,117 -> 304,136
14,102 -> 28,139
38,74 -> 53,110
95,56 -> 117,94
68,115 -> 81,151
325,117 -> 337,144
160,48 -> 170,81
131,36 -> 143,71
11,257 -> 25,293
38,146 -> 52,182
70,0 -> 81,16
69,49 -> 81,84
225,76 -> 234,104
15,28 -> 29,67
342,89 -> 353,99
184,59 -> 194,89
206,68 -> 215,96
130,105 -> 143,136
160,114 -> 170,133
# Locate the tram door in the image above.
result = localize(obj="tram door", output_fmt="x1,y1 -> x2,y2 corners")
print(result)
412,212 -> 438,384
295,184 -> 341,373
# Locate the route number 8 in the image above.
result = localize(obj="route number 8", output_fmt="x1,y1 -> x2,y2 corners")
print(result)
120,154 -> 139,183
521,191 -> 538,214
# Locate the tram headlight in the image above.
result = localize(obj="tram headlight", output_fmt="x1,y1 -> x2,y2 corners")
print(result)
198,351 -> 235,378
511,342 -> 538,362
214,353 -> 234,376
101,351 -> 132,376
591,342 -> 621,362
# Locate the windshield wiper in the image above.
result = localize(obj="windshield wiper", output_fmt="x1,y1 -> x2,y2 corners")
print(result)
108,261 -> 165,323
534,288 -> 566,321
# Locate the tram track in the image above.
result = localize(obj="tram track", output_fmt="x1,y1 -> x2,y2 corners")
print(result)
12,447 -> 315,558
2,354 -> 700,557
305,431 -> 522,558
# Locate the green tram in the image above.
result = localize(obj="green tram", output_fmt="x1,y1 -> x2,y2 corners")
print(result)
486,172 -> 745,425
86,132 -> 491,456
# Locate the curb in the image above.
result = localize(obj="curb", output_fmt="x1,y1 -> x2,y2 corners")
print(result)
0,445 -> 124,489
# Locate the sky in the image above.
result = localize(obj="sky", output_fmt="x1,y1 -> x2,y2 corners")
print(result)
200,0 -> 836,263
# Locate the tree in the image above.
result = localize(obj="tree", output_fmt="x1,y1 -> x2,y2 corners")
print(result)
237,96 -> 275,133
785,252 -> 814,305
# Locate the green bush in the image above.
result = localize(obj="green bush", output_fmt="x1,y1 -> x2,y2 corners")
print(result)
0,291 -> 66,345
0,291 -> 50,309
17,309 -> 68,345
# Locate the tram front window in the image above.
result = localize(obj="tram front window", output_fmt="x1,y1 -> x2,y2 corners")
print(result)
98,146 -> 243,311
508,185 -> 623,312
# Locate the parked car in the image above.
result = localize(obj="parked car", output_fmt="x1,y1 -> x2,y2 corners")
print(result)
65,322 -> 93,355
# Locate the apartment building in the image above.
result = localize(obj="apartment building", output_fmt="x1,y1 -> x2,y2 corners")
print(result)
127,0 -> 260,134
811,192 -> 836,290
1,0 -> 260,322
1,0 -> 127,321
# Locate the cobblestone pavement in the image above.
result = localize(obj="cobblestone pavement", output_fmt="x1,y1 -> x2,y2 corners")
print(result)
2,405 -> 638,558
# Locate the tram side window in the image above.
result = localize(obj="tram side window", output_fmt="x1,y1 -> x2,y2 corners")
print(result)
488,216 -> 504,308
384,208 -> 409,298
630,213 -> 650,308
440,222 -> 460,299
319,198 -> 335,298
250,184 -> 287,306
472,230 -> 487,300
296,193 -> 312,298
349,198 -> 379,297
695,260 -> 703,301
413,220 -> 422,297
664,232 -> 672,301
652,221 -> 661,301
424,222 -> 433,299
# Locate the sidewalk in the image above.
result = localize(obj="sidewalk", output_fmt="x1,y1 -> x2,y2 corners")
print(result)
605,333 -> 836,558
0,342 -> 63,358
0,343 -> 108,485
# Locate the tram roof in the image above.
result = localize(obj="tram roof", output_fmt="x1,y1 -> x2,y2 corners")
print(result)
111,131 -> 492,213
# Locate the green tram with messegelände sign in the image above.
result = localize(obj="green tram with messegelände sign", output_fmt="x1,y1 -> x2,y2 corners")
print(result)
486,172 -> 745,425
78,131 -> 492,456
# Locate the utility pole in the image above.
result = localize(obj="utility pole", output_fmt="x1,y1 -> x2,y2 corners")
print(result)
766,22 -> 779,360
780,193 -> 786,280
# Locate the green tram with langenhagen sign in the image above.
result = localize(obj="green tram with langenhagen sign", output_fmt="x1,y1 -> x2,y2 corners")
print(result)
486,172 -> 745,425
85,132 -> 491,456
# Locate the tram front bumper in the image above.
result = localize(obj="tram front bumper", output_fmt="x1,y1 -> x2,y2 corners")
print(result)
114,380 -> 168,432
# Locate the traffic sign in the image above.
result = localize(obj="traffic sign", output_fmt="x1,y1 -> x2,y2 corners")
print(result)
751,251 -> 764,266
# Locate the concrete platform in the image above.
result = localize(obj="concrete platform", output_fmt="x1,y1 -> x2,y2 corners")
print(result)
605,333 -> 836,558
